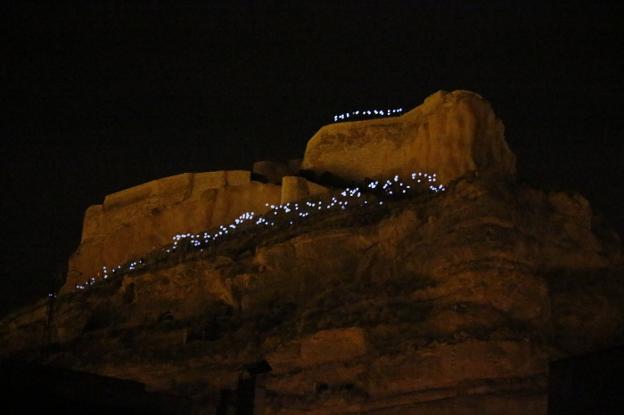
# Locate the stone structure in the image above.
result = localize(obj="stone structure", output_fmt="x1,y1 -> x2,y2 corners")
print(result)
65,170 -> 327,292
2,175 -> 622,414
302,90 -> 516,184
66,171 -> 281,292
280,176 -> 328,204
1,90 -> 622,414
65,90 -> 518,292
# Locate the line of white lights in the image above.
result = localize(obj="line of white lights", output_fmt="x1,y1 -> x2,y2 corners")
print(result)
333,108 -> 403,122
68,172 -> 444,292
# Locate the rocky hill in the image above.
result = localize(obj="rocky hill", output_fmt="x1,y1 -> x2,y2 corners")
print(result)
1,91 -> 622,414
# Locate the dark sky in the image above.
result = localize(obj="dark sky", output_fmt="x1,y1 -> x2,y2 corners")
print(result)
3,1 -> 623,315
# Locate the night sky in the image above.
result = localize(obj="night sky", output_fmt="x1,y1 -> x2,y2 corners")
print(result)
3,1 -> 623,315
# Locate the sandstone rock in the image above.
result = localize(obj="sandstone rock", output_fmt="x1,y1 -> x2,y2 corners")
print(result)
367,339 -> 546,396
225,170 -> 251,186
280,176 -> 328,204
67,169 -> 331,293
1,91 -> 622,414
1,175 -> 622,414
302,90 -> 516,184
65,171 -> 282,292
265,327 -> 368,371
300,327 -> 367,367
548,191 -> 592,228
103,172 -> 194,211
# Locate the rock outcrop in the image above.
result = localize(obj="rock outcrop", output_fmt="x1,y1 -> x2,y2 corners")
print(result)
1,91 -> 622,414
281,176 -> 328,204
2,176 -> 622,414
65,171 -> 283,292
302,90 -> 516,184
65,170 -> 327,292
65,90 -> 514,292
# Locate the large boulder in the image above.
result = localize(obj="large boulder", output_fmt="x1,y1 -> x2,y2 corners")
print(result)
302,90 -> 516,184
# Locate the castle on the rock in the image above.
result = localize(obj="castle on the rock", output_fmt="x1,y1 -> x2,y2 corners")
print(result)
65,90 -> 516,292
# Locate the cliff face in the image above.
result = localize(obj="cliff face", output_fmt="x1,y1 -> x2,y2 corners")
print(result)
65,90 -> 514,294
2,177 -> 622,414
65,170 -> 326,292
1,91 -> 623,414
302,90 -> 516,184
65,90 -> 513,293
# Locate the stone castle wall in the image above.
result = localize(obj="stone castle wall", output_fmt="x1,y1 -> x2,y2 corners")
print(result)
66,90 -> 516,292
66,170 -> 327,292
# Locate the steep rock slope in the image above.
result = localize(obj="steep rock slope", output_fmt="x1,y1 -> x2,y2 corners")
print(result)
2,90 -> 622,414
2,176 -> 622,414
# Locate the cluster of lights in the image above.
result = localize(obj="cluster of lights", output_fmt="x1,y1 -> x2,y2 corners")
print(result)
74,263 -> 126,290
333,108 -> 403,122
70,171 -> 444,293
167,212 -> 258,253
367,172 -> 445,194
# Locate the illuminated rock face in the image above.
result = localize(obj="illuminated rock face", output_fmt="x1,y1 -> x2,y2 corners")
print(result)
1,176 -> 622,415
65,170 -> 330,292
4,91 -> 622,414
302,90 -> 516,184
280,176 -> 328,204
65,171 -> 283,292
65,90 -> 513,292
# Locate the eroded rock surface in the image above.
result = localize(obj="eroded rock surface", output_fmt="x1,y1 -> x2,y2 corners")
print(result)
66,170 -> 330,293
302,90 -> 516,184
2,176 -> 622,414
65,90 -> 516,293
2,91 -> 621,414
66,171 -> 283,292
